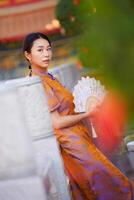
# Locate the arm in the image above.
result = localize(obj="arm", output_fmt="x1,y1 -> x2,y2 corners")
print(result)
50,110 -> 93,129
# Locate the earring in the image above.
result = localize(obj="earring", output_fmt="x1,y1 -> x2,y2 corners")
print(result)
29,64 -> 32,69
28,64 -> 32,76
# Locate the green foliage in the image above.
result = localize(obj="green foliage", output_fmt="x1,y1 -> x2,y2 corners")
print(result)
56,0 -> 134,119
56,0 -> 94,36
78,1 -> 134,113
56,0 -> 83,36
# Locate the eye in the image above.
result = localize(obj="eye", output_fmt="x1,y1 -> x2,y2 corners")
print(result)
37,49 -> 43,52
47,47 -> 52,51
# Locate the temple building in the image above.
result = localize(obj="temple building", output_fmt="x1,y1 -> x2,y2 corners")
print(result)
0,0 -> 60,42
0,0 -> 75,81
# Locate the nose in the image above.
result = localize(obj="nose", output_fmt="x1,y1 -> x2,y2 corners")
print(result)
44,49 -> 49,57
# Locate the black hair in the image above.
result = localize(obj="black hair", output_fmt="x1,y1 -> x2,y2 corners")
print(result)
22,32 -> 51,53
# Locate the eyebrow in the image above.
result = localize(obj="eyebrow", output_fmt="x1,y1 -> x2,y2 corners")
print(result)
37,45 -> 51,48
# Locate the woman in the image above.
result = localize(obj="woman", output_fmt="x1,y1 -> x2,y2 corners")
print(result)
23,32 -> 132,200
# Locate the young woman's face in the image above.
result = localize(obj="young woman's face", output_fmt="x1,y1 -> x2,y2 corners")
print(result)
26,38 -> 52,69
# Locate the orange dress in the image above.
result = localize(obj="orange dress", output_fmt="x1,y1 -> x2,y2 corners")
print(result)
40,73 -> 132,200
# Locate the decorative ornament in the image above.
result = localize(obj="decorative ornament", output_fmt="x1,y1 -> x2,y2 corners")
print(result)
73,0 -> 80,6
70,15 -> 76,22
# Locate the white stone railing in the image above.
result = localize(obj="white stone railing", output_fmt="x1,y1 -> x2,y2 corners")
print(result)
0,76 -> 71,200
49,62 -> 81,91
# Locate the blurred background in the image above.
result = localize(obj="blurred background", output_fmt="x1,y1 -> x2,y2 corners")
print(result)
0,0 -> 134,178
0,0 -> 78,79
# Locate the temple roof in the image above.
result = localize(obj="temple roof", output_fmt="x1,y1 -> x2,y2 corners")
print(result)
0,0 -> 60,42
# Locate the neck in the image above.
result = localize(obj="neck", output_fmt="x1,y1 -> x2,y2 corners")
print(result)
31,66 -> 48,76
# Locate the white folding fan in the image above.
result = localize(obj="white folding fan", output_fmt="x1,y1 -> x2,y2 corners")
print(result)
73,76 -> 106,113
73,76 -> 106,138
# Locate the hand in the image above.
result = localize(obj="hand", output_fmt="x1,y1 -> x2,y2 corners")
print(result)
85,96 -> 100,114
85,104 -> 100,119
